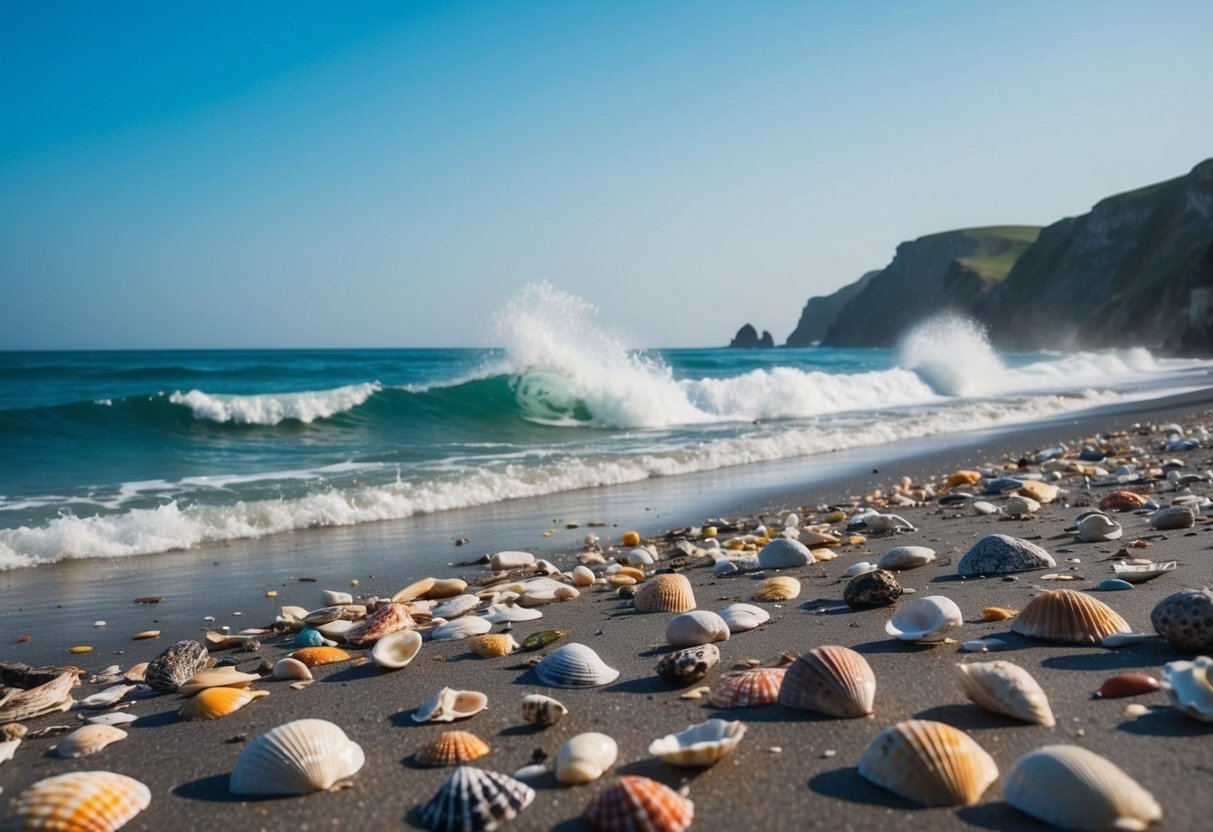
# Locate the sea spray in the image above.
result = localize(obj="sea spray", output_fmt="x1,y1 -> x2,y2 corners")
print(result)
898,314 -> 1005,397
169,382 -> 381,425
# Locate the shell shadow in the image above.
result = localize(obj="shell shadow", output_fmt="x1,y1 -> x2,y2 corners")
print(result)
604,675 -> 672,695
319,662 -> 382,683
1039,651 -> 1164,672
132,708 -> 181,728
849,638 -> 948,656
1116,707 -> 1213,737
806,766 -> 918,810
702,704 -> 793,723
172,772 -> 264,803
616,757 -> 710,784
955,803 -> 1052,830
497,723 -> 547,737
914,703 -> 1036,730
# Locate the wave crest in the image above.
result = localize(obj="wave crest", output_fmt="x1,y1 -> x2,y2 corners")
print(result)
168,382 -> 381,425
898,314 -> 1005,397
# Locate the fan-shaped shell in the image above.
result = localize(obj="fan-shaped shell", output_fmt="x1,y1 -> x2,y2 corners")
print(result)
344,602 -> 414,645
954,661 -> 1055,726
1161,655 -> 1213,722
750,575 -> 801,602
271,657 -> 314,681
778,645 -> 875,718
535,643 -> 620,688
520,694 -> 568,727
648,718 -> 745,766
1011,589 -> 1131,644
145,640 -> 209,693
583,775 -> 695,832
858,719 -> 998,807
177,666 -> 260,696
416,730 -> 491,767
632,573 -> 696,613
1005,745 -> 1162,831
371,630 -> 423,670
416,766 -> 535,832
55,725 -> 128,758
877,545 -> 936,571
431,616 -> 493,641
885,595 -> 963,642
290,645 -> 352,667
719,603 -> 770,633
412,688 -> 489,723
665,610 -> 729,648
180,686 -> 269,721
708,666 -> 786,708
555,732 -> 618,784
229,718 -> 365,795
9,771 -> 151,831
468,633 -> 521,658
655,643 -> 720,686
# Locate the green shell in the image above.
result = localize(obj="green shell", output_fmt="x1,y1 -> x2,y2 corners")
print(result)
521,629 -> 569,651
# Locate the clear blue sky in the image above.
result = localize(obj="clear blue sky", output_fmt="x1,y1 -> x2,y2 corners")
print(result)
2,0 -> 1211,349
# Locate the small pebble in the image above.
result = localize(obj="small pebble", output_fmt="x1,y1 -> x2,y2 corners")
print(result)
93,621 -> 106,627
821,749 -> 837,758
1123,703 -> 1149,718
769,746 -> 783,754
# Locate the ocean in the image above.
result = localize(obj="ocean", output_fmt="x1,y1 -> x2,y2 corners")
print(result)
2,289 -> 1210,571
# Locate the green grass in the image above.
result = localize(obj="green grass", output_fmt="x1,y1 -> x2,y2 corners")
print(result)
954,226 -> 1042,281
961,225 -> 1042,244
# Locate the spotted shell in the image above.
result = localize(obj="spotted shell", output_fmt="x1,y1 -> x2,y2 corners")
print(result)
180,686 -> 269,721
858,719 -> 998,807
54,725 -> 128,758
343,603 -> 415,645
520,693 -> 568,727
1150,588 -> 1213,652
655,643 -> 720,686
229,718 -> 365,795
1004,745 -> 1161,831
582,775 -> 694,832
290,645 -> 352,668
1011,589 -> 1131,644
415,731 -> 491,767
632,573 -> 696,614
778,645 -> 875,718
954,661 -> 1055,726
707,666 -> 786,709
8,771 -> 151,832
145,640 -> 209,693
750,576 -> 801,602
535,643 -> 620,688
416,766 -> 535,832
468,633 -> 521,658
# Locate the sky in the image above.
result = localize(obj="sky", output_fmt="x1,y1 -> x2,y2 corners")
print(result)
2,1 -> 1212,350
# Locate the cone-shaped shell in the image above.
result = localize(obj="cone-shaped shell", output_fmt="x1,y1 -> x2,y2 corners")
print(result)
957,534 -> 1055,577
750,576 -> 801,602
9,771 -> 150,832
180,686 -> 269,721
54,725 -> 128,758
648,718 -> 746,766
885,595 -> 963,643
708,667 -> 786,709
229,718 -> 365,795
719,603 -> 770,633
520,694 -> 568,727
372,630 -> 423,670
858,719 -> 998,807
415,731 -> 491,767
290,645 -> 352,667
756,537 -> 812,569
417,766 -> 535,832
535,643 -> 620,688
632,573 -> 696,613
432,616 -> 493,641
954,661 -> 1055,726
555,732 -> 618,784
583,775 -> 695,832
1004,745 -> 1162,831
1162,656 -> 1213,722
468,633 -> 521,658
412,688 -> 489,723
1012,589 -> 1131,644
344,603 -> 414,645
779,645 -> 875,718
145,640 -> 209,693
177,666 -> 261,696
665,610 -> 729,648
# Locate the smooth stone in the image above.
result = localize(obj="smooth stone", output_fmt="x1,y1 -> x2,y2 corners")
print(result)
1097,579 -> 1136,591
491,551 -> 536,570
877,546 -> 936,571
957,534 -> 1055,577
757,538 -> 812,569
973,501 -> 998,515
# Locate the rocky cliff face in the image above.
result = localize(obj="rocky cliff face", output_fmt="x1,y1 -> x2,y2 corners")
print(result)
729,323 -> 775,348
785,271 -> 878,346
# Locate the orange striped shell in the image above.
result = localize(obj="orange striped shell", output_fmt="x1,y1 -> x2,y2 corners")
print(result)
1011,590 -> 1130,645
290,646 -> 352,667
9,770 -> 151,832
707,666 -> 786,709
583,775 -> 694,832
632,574 -> 696,614
414,730 -> 491,767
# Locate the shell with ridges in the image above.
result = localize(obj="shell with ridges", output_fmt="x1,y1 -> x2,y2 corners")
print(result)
750,575 -> 801,602
555,732 -> 618,784
343,602 -> 414,645
416,766 -> 535,832
468,633 -> 521,658
415,730 -> 491,767
1161,655 -> 1213,722
535,643 -> 620,688
858,719 -> 998,807
520,694 -> 568,727
719,603 -> 770,633
177,667 -> 260,696
229,718 -> 365,795
271,657 -> 314,681
648,718 -> 745,766
0,671 -> 75,723
778,645 -> 875,718
371,630 -> 423,670
290,645 -> 352,668
431,616 -> 493,641
54,724 -> 128,758
665,610 -> 729,648
1004,745 -> 1161,831
9,771 -> 150,831
707,666 -> 786,708
954,661 -> 1055,726
145,640 -> 209,693
180,686 -> 269,721
884,595 -> 963,642
1011,589 -> 1131,644
412,688 -> 489,723
632,573 -> 696,613
582,775 -> 694,832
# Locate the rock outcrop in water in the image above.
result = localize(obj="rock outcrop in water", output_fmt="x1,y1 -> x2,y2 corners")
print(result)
729,324 -> 775,349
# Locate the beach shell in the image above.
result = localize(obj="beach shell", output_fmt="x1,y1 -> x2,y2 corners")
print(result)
1019,480 -> 1059,504
947,469 -> 982,488
271,657 -> 314,681
520,694 -> 568,727
367,630 -> 422,671
571,566 -> 596,587
86,712 -> 138,727
1111,560 -> 1176,583
750,576 -> 801,602
665,610 -> 730,647
321,590 -> 354,606
393,577 -> 436,604
344,602 -> 414,645
1004,494 -> 1041,517
1004,745 -> 1161,831
555,732 -> 618,784
55,724 -> 128,758
843,569 -> 902,609
478,603 -> 544,624
303,604 -> 361,626
145,640 -> 209,693
229,718 -> 365,795
1161,656 -> 1213,722
954,661 -> 1055,726
1100,490 -> 1150,512
290,645 -> 352,667
426,578 -> 469,599
468,633 -> 521,658
1096,673 -> 1160,699
885,595 -> 963,642
857,719 -> 998,807
719,603 -> 770,633
536,643 -> 619,687
980,606 -> 1018,621
8,771 -> 151,832
412,688 -> 489,723
1149,505 -> 1195,530
756,537 -> 812,569
655,644 -> 720,686
521,629 -> 568,651
180,686 -> 269,720
1077,513 -> 1123,542
432,594 -> 483,620
648,718 -> 745,766
1012,589 -> 1131,644
708,666 -> 786,709
1150,588 -> 1213,652
957,534 -> 1056,577
626,547 -> 655,566
416,766 -> 535,832
778,645 -> 875,718
177,666 -> 260,696
1102,632 -> 1147,647
0,738 -> 17,765
76,684 -> 136,710
416,731 -> 492,767
632,573 -> 696,613
432,616 -> 493,642
293,628 -> 330,648
582,775 -> 694,832
877,546 -> 936,571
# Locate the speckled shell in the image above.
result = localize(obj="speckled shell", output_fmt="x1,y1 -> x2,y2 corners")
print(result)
412,688 -> 489,723
750,576 -> 801,602
343,603 -> 415,645
372,630 -> 423,670
535,643 -> 620,688
1162,656 -> 1213,722
1004,745 -> 1162,831
858,719 -> 998,807
954,661 -> 1055,726
290,645 -> 352,667
632,573 -> 696,613
778,645 -> 875,718
54,725 -> 128,758
416,766 -> 535,832
885,595 -> 963,642
229,718 -> 365,795
719,603 -> 770,633
8,771 -> 151,832
957,534 -> 1055,577
177,667 -> 260,696
1012,589 -> 1131,644
648,718 -> 746,767
145,640 -> 209,693
468,634 -> 521,658
520,694 -> 568,727
665,611 -> 730,648
707,667 -> 786,709
583,776 -> 695,832
556,732 -> 618,784
1150,588 -> 1213,652
179,686 -> 269,721
416,731 -> 491,767
655,644 -> 720,686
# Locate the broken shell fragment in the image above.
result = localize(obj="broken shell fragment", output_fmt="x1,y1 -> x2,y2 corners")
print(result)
76,684 -> 136,710
1161,655 -> 1213,722
1012,589 -> 1131,645
582,775 -> 694,832
954,661 -> 1055,726
412,688 -> 489,723
884,595 -> 963,642
180,686 -> 269,721
555,732 -> 618,784
9,771 -> 151,832
858,719 -> 998,807
417,766 -> 535,832
1112,560 -> 1177,584
648,718 -> 746,767
55,724 -> 128,758
655,643 -> 720,686
0,671 -> 76,723
778,645 -> 875,718
1004,745 -> 1161,831
521,629 -> 568,651
535,643 -> 619,688
229,718 -> 365,796
521,693 -> 568,727
415,730 -> 491,767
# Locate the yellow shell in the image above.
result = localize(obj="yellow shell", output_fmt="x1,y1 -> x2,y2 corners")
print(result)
392,577 -> 436,604
290,646 -> 352,667
618,566 -> 646,582
858,719 -> 999,807
10,771 -> 151,831
981,606 -> 1018,622
177,666 -> 261,696
414,730 -> 491,767
180,686 -> 269,720
621,531 -> 641,547
608,575 -> 637,587
425,578 -> 469,599
468,633 -> 521,658
130,630 -> 160,641
1011,589 -> 1131,644
751,576 -> 801,602
632,574 -> 696,614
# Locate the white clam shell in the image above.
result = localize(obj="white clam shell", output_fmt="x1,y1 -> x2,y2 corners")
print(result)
535,643 -> 620,688
665,610 -> 730,648
371,630 -> 423,670
478,603 -> 544,623
55,724 -> 128,758
76,684 -> 137,710
431,594 -> 482,620
719,603 -> 770,634
884,595 -> 963,642
271,657 -> 316,681
648,718 -> 745,767
229,718 -> 365,795
954,661 -> 1056,726
555,732 -> 618,784
877,546 -> 936,571
411,687 -> 488,723
430,616 -> 492,641
1076,513 -> 1123,542
1162,655 -> 1213,722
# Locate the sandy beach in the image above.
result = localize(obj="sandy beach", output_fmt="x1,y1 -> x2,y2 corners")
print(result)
4,391 -> 1213,831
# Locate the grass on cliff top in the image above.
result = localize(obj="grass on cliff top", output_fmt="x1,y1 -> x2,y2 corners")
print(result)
956,226 -> 1042,281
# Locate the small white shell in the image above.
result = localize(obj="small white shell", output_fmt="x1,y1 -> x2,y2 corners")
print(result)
229,718 -> 365,795
271,657 -> 315,681
648,719 -> 746,766
535,643 -> 620,688
845,561 -> 876,577
430,616 -> 492,641
411,687 -> 488,723
719,603 -> 770,634
431,594 -> 482,620
954,661 -> 1056,726
76,684 -> 137,710
665,610 -> 730,648
1162,655 -> 1213,722
555,732 -> 618,784
884,595 -> 963,642
55,724 -> 128,758
86,711 -> 139,726
478,603 -> 544,623
877,546 -> 936,571
1076,513 -> 1123,542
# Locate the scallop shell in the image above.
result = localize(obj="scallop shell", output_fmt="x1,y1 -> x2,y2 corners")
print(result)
1004,745 -> 1162,831
271,657 -> 314,681
371,630 -> 423,670
877,545 -> 936,571
229,718 -> 365,795
343,602 -> 415,645
535,643 -> 620,688
632,573 -> 696,613
9,771 -> 151,831
145,640 -> 210,693
477,604 -> 544,624
750,575 -> 801,602
555,732 -> 618,784
655,644 -> 720,686
0,670 -> 75,723
180,686 -> 269,720
1161,655 -> 1213,722
858,719 -> 998,807
1011,589 -> 1131,644
416,730 -> 492,767
1150,588 -> 1213,652
177,666 -> 260,696
954,661 -> 1055,726
468,633 -> 521,658
665,610 -> 730,648
648,718 -> 745,767
416,766 -> 535,832
431,616 -> 493,641
582,775 -> 694,832
520,694 -> 568,727
719,603 -> 770,633
412,688 -> 489,723
290,645 -> 352,667
55,724 -> 128,758
884,595 -> 963,642
778,645 -> 875,718
707,666 -> 786,708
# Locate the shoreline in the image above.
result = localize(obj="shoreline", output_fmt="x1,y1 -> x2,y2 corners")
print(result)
3,388 -> 1213,829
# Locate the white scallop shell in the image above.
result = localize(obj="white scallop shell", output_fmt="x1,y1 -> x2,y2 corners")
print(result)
55,724 -> 128,758
431,594 -> 482,620
431,616 -> 492,642
555,732 -> 618,784
1161,655 -> 1213,722
648,719 -> 746,767
719,603 -> 770,634
411,687 -> 489,723
535,643 -> 620,688
229,718 -> 365,795
877,546 -> 937,571
477,603 -> 544,623
954,661 -> 1056,726
665,610 -> 730,648
884,595 -> 963,642
271,657 -> 315,681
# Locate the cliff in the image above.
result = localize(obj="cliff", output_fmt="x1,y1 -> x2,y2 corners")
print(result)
729,324 -> 775,349
785,271 -> 878,346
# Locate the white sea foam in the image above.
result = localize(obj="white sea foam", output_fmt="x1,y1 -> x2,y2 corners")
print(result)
898,314 -> 1005,396
169,382 -> 381,424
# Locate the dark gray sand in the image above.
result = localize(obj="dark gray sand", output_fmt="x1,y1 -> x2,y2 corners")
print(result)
4,390 -> 1213,831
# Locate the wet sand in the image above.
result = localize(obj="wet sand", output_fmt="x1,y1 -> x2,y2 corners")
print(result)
4,390 -> 1213,830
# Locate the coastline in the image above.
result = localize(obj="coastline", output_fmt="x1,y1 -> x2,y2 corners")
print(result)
3,387 -> 1213,829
